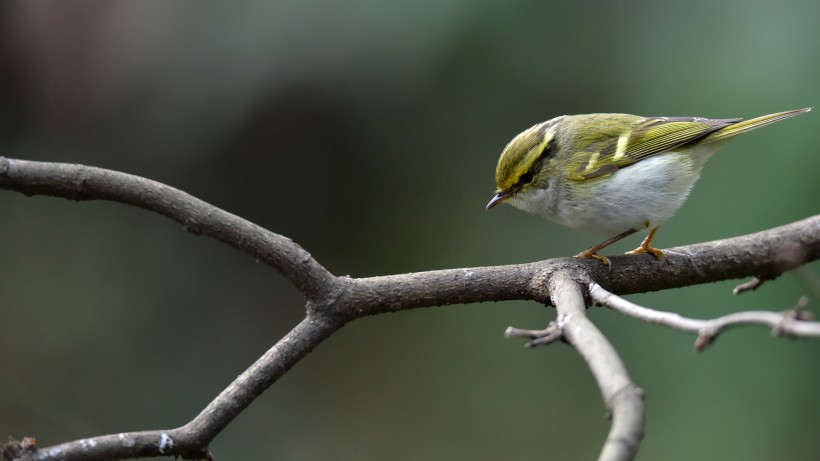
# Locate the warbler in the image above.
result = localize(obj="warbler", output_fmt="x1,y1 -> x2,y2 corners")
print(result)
487,108 -> 811,265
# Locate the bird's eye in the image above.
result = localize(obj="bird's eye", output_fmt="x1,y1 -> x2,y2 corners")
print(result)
519,172 -> 534,184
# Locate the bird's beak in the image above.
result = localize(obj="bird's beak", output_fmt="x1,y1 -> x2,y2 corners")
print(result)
486,190 -> 513,210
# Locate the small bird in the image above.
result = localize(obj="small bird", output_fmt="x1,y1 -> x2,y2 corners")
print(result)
487,108 -> 811,265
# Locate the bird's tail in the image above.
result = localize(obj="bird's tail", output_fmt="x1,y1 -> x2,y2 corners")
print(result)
703,107 -> 812,143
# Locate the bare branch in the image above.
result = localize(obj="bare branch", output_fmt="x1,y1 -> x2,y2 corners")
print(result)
0,157 -> 336,299
506,274 -> 646,461
549,273 -> 644,461
345,210 -> 819,315
582,217 -> 819,295
733,276 -> 769,295
730,237 -> 810,295
505,322 -> 564,347
176,315 -> 342,446
1,157 -> 817,461
9,316 -> 342,461
590,284 -> 820,351
1,157 -> 817,307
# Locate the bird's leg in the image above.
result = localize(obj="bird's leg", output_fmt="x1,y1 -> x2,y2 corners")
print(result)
575,227 -> 641,265
624,226 -> 665,259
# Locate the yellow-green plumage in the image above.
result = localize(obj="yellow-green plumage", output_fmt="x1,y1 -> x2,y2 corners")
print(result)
487,108 -> 811,263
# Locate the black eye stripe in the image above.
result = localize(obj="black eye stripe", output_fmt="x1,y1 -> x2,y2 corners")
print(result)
516,138 -> 556,187
539,138 -> 557,160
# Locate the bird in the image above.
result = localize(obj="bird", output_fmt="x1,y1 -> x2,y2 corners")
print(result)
486,108 -> 811,265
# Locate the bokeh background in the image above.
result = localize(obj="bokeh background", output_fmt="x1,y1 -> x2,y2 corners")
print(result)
0,1 -> 818,460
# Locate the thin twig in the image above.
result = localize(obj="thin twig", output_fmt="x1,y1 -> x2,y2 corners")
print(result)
505,321 -> 564,347
590,284 -> 820,351
733,275 -> 770,294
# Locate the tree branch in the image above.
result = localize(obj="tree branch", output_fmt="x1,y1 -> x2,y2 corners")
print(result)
1,157 -> 817,307
505,273 -> 647,461
549,274 -> 645,461
590,284 -> 820,351
0,157 -> 336,300
1,157 -> 817,461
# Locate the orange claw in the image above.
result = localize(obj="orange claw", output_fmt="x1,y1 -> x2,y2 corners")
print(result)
625,226 -> 665,259
575,249 -> 611,266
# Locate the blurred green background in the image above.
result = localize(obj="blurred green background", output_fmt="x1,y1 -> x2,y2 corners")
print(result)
0,1 -> 818,459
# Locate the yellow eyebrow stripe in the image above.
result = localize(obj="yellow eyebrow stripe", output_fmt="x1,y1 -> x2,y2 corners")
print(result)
519,128 -> 555,173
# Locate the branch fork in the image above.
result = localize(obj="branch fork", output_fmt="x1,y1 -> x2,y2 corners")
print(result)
0,157 -> 817,461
